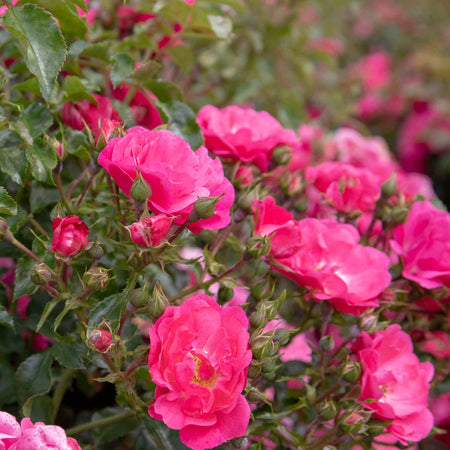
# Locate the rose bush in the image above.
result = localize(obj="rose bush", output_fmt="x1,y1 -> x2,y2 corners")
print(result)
148,295 -> 252,450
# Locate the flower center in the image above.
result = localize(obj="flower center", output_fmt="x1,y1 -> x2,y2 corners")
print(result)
190,352 -> 216,387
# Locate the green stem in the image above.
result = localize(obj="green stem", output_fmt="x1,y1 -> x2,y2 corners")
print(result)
50,368 -> 76,424
66,410 -> 135,436
55,171 -> 73,214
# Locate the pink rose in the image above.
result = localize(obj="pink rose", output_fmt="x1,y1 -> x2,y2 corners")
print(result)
13,418 -> 80,450
61,94 -> 120,138
355,51 -> 391,90
305,161 -> 381,214
391,201 -> 450,289
197,105 -> 297,172
253,196 -> 392,315
51,216 -> 89,257
148,295 -> 252,450
110,83 -> 163,130
354,324 -> 434,443
128,214 -> 171,247
98,127 -> 234,233
0,411 -> 20,449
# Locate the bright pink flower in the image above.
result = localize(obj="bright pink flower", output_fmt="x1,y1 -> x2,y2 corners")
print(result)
430,393 -> 450,446
354,324 -> 434,443
51,216 -> 89,258
197,105 -> 297,172
98,127 -> 234,233
422,331 -> 450,359
110,84 -> 163,130
253,196 -> 391,315
391,201 -> 450,289
325,128 -> 398,182
235,166 -> 254,187
305,161 -> 381,214
148,295 -> 252,450
61,94 -> 120,138
0,411 -> 20,449
116,6 -> 155,35
356,51 -> 391,90
13,418 -> 81,450
129,214 -> 171,247
94,119 -> 120,148
395,171 -> 436,201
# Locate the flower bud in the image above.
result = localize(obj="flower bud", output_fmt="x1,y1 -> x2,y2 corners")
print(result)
341,411 -> 366,434
246,235 -> 271,259
366,419 -> 388,436
358,314 -> 378,333
129,285 -> 149,308
148,281 -> 169,320
31,263 -> 52,286
51,216 -> 89,258
319,334 -> 335,352
381,173 -> 398,198
234,166 -> 253,188
237,186 -> 260,212
305,384 -> 316,406
251,334 -> 274,360
130,170 -> 152,203
340,361 -> 361,383
192,196 -> 221,220
95,119 -> 121,151
293,197 -> 308,213
0,218 -> 13,242
250,279 -> 270,300
88,328 -> 113,353
89,238 -> 104,260
318,399 -> 337,420
49,203 -> 65,222
246,387 -> 269,404
84,266 -> 109,291
218,285 -> 233,304
249,304 -> 267,330
391,205 -> 409,225
272,145 -> 292,165
247,360 -> 263,378
129,214 -> 171,247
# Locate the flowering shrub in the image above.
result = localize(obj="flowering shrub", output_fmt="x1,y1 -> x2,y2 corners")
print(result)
0,0 -> 448,449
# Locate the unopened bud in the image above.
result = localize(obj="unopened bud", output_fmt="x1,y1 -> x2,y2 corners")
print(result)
319,334 -> 335,352
247,360 -> 263,378
381,173 -> 398,198
341,412 -> 366,434
391,205 -> 409,225
246,387 -> 269,404
237,186 -> 260,212
340,361 -> 361,383
250,279 -> 270,300
88,328 -> 112,352
272,145 -> 292,166
293,197 -> 308,213
192,196 -> 221,220
49,203 -> 65,222
149,281 -> 169,320
358,314 -> 378,333
31,263 -> 52,285
249,304 -> 267,330
95,119 -> 121,151
366,419 -> 387,436
218,285 -> 233,304
130,170 -> 152,203
318,399 -> 337,420
129,285 -> 149,308
246,235 -> 271,259
305,384 -> 316,406
0,218 -> 13,242
84,266 -> 109,291
251,334 -> 274,360
89,238 -> 104,260
234,166 -> 254,188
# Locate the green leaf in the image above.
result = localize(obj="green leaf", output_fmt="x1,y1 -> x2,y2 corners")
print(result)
3,4 -> 67,102
165,45 -> 193,74
18,103 -> 53,139
88,293 -> 128,331
111,53 -> 135,88
157,100 -> 204,149
142,80 -> 184,102
0,186 -> 17,215
0,132 -> 27,185
131,60 -> 162,83
0,306 -> 14,329
52,341 -> 86,369
36,298 -> 59,333
12,77 -> 41,95
17,0 -> 88,43
15,351 -> 53,414
13,255 -> 38,301
26,139 -> 58,185
53,300 -> 79,333
62,75 -> 96,102
0,355 -> 17,406
30,187 -> 60,213
91,408 -> 140,444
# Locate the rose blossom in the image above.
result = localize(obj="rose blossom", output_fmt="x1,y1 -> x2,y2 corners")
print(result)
98,127 -> 234,233
148,295 -> 252,450
253,196 -> 391,315
0,411 -> 20,449
391,201 -> 450,289
51,216 -> 89,257
197,105 -> 297,172
61,94 -> 120,138
128,214 -> 171,247
305,161 -> 381,214
354,324 -> 434,443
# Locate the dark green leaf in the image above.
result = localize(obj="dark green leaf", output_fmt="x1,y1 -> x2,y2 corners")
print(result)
0,355 -> 17,406
0,306 -> 14,329
157,100 -> 204,149
165,46 -> 193,74
13,255 -> 37,301
30,187 -> 60,213
17,0 -> 88,43
111,53 -> 135,88
15,351 -> 54,412
53,300 -> 79,333
12,77 -> 41,95
92,408 -> 140,444
3,5 -> 67,102
18,103 -> 53,138
26,139 -> 58,185
52,341 -> 86,369
142,80 -> 184,102
78,41 -> 111,61
0,132 -> 27,185
0,186 -> 17,215
88,293 -> 128,331
29,394 -> 53,424
62,75 -> 96,102
140,415 -> 190,450
36,299 -> 59,333
66,130 -> 91,161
